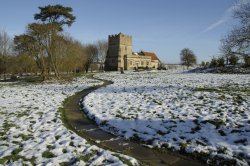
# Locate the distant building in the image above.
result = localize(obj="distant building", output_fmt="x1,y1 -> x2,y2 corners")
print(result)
165,64 -> 184,70
105,33 -> 161,71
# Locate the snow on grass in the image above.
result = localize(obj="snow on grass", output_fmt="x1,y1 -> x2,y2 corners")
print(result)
0,76 -> 138,165
84,71 -> 250,165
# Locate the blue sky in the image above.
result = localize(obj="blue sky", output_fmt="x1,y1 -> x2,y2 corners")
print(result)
0,0 -> 242,63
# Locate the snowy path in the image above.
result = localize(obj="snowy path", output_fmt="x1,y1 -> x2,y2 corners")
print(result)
0,76 -> 138,165
84,71 -> 250,165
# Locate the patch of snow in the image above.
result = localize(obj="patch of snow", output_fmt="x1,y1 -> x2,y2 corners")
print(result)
0,76 -> 138,165
84,70 -> 250,165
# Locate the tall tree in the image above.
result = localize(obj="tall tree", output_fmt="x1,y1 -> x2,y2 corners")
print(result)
14,4 -> 76,80
96,40 -> 108,71
180,48 -> 197,69
221,1 -> 250,66
14,32 -> 49,80
34,4 -> 76,30
0,30 -> 12,80
34,4 -> 76,78
84,44 -> 98,73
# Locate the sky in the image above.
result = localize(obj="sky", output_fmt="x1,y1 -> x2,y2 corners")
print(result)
0,0 -> 244,64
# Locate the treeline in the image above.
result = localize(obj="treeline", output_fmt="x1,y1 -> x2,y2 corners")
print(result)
201,54 -> 240,68
0,5 -> 108,81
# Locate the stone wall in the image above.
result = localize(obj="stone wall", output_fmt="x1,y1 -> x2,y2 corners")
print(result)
126,55 -> 151,70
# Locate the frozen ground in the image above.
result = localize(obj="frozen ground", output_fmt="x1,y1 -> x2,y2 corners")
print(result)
84,71 -> 250,165
0,76 -> 138,165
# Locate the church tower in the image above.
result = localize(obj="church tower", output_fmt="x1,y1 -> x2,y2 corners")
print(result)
105,33 -> 132,71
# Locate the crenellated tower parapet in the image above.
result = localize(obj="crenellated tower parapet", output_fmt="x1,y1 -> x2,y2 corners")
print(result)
105,33 -> 133,71
108,33 -> 132,46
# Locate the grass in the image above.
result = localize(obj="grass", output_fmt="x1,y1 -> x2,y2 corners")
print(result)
191,125 -> 201,133
152,99 -> 162,105
11,147 -> 23,155
217,146 -> 227,154
16,111 -> 29,118
204,119 -> 225,129
193,85 -> 250,96
18,134 -> 33,141
0,147 -> 36,165
0,72 -> 88,87
113,154 -> 134,166
47,145 -> 54,150
180,142 -> 188,152
77,150 -> 98,162
0,132 -> 5,137
3,121 -> 15,131
62,149 -> 67,153
232,128 -> 243,132
131,133 -> 140,141
193,87 -> 221,93
12,141 -> 22,145
100,120 -> 108,126
218,129 -> 227,136
0,111 -> 7,115
233,95 -> 246,104
234,139 -> 247,144
0,136 -> 8,141
55,135 -> 61,140
59,162 -> 72,166
157,130 -> 166,136
0,143 -> 9,147
115,114 -> 127,120
42,150 -> 56,158
69,141 -> 75,147
195,140 -> 206,146
0,155 -> 24,164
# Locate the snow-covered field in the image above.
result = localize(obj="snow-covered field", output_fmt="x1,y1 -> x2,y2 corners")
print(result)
84,71 -> 250,165
0,76 -> 138,165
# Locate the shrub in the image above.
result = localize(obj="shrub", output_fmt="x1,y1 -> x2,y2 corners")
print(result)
210,58 -> 218,67
228,54 -> 239,65
217,57 -> 225,67
243,56 -> 250,67
201,61 -> 206,67
205,62 -> 210,67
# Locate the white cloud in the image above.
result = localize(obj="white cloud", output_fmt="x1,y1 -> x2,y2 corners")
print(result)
202,0 -> 248,33
202,18 -> 228,33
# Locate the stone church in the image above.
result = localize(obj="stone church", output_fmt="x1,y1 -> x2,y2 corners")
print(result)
105,33 -> 161,71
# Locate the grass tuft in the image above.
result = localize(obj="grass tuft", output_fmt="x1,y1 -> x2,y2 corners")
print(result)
42,150 -> 56,158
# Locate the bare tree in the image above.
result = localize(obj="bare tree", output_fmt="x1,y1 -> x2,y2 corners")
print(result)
0,30 -> 12,80
180,48 -> 197,69
96,40 -> 108,71
221,1 -> 250,66
84,44 -> 98,73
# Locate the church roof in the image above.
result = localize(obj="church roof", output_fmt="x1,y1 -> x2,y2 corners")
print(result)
142,51 -> 160,61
